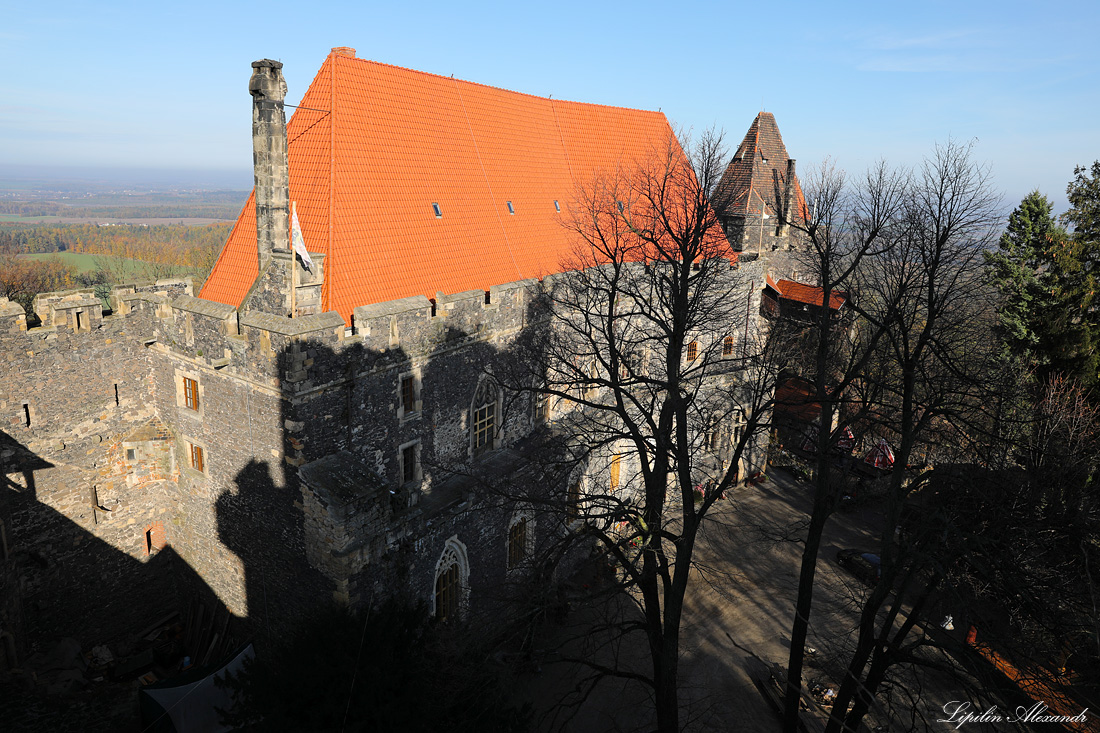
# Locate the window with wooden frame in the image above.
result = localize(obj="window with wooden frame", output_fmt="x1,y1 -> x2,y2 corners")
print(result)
183,377 -> 200,411
533,392 -> 550,424
433,540 -> 469,622
189,442 -> 205,473
472,381 -> 497,457
473,402 -> 495,456
399,373 -> 421,419
686,341 -> 699,361
723,336 -> 735,357
610,454 -> 621,492
435,562 -> 459,621
507,517 -> 528,570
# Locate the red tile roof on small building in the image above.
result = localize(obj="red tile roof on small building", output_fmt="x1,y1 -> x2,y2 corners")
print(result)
201,49 -> 683,324
767,275 -> 847,310
713,112 -> 808,223
773,376 -> 821,424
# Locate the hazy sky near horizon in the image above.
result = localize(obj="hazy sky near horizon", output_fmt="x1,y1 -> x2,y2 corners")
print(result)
1,0 -> 1097,212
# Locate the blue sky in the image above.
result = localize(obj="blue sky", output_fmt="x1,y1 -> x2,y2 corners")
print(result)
1,0 -> 1097,212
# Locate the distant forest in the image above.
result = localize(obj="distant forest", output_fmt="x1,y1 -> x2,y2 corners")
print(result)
0,222 -> 233,258
0,219 -> 233,317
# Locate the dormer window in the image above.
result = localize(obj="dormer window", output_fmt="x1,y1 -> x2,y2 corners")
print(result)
432,202 -> 442,218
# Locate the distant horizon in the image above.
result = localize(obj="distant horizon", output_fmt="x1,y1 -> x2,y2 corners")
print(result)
0,164 -> 254,191
0,160 -> 1080,222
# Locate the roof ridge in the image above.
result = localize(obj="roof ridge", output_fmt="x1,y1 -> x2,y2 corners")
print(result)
330,52 -> 667,118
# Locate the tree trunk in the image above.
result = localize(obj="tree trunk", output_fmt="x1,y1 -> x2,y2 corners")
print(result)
783,498 -> 829,732
654,651 -> 680,733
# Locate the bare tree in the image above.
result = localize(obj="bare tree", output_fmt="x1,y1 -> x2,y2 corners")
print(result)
495,129 -> 786,731
777,158 -> 911,733
818,140 -> 1003,733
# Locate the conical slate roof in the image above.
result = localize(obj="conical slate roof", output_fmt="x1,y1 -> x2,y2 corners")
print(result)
201,49 -> 680,324
713,112 -> 807,224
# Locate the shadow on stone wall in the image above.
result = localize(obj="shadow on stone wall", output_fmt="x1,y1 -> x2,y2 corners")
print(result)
0,429 -> 242,731
214,456 -> 334,643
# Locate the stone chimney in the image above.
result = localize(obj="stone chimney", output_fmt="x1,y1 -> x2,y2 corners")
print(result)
250,59 -> 290,270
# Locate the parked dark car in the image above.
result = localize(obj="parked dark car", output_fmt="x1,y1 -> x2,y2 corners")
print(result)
836,549 -> 881,586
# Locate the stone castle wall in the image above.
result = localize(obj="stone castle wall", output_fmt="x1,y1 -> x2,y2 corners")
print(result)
0,271 -> 578,648
0,257 -> 770,652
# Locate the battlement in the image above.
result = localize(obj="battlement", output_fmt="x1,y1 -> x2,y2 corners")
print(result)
1,258 -> 767,398
0,273 -> 544,394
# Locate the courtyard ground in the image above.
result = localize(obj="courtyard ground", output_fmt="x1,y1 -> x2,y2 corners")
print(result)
516,467 -> 907,732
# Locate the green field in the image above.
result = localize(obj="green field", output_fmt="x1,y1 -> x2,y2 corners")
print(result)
18,251 -> 198,279
0,214 -> 56,222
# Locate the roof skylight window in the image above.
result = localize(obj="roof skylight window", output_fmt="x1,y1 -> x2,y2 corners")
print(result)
432,202 -> 442,218
507,201 -> 515,215
616,201 -> 624,213
554,200 -> 560,212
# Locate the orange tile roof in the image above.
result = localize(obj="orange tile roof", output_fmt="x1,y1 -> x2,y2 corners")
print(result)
201,50 -> 682,324
768,276 -> 847,310
713,112 -> 808,224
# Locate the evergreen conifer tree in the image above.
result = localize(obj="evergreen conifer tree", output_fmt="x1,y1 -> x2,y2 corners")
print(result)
1041,162 -> 1100,390
984,190 -> 1062,364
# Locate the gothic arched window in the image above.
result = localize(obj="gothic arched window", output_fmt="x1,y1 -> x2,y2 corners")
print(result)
433,537 -> 470,621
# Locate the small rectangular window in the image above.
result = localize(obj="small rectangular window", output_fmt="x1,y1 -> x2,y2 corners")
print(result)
401,375 -> 417,415
723,336 -> 735,357
75,311 -> 84,330
114,383 -> 120,407
22,404 -> 30,427
126,448 -> 136,461
402,444 -> 417,484
183,377 -> 200,411
686,341 -> 699,361
610,454 -> 621,492
506,201 -> 515,215
534,392 -> 549,423
190,443 -> 204,473
432,202 -> 442,218
484,290 -> 491,305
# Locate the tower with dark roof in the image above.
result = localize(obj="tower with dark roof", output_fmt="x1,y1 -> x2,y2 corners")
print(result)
712,112 -> 808,255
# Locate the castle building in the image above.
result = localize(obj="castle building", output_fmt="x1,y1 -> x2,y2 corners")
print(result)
713,111 -> 809,256
0,49 -> 806,673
